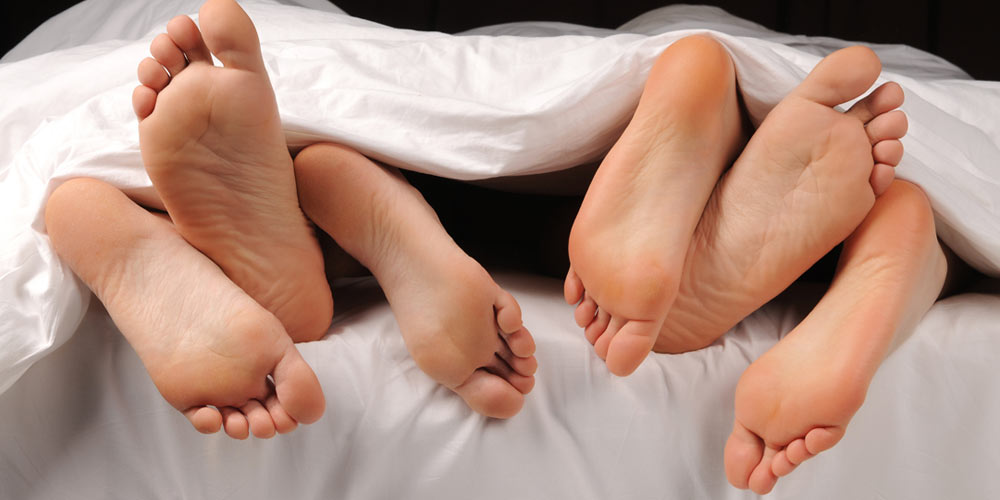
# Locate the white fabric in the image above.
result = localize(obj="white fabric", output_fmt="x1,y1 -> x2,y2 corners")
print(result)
2,276 -> 999,499
1,1 -> 1000,497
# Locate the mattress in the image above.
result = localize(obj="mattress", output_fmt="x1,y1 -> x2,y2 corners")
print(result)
2,1 -> 1000,498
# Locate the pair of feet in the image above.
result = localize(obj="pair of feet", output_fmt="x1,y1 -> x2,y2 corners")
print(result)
564,36 -> 947,493
47,0 -> 538,440
45,0 -> 948,493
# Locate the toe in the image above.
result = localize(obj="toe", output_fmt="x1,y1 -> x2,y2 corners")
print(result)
271,344 -> 326,425
865,110 -> 908,144
584,309 -> 611,345
501,326 -> 536,358
493,288 -> 523,335
166,15 -> 212,63
150,33 -> 187,77
486,356 -> 536,394
183,406 -> 222,434
264,393 -> 298,434
593,316 -> 623,361
870,164 -> 896,196
785,438 -> 813,466
241,399 -> 276,439
132,85 -> 157,120
575,294 -> 597,327
724,420 -> 764,489
845,81 -> 904,123
198,0 -> 267,73
564,268 -> 584,304
771,449 -> 798,478
220,407 -> 250,439
872,139 -> 904,166
605,319 -> 659,376
804,426 -> 846,455
792,45 -> 881,107
497,339 -> 538,376
452,369 -> 526,419
137,57 -> 169,91
748,446 -> 780,494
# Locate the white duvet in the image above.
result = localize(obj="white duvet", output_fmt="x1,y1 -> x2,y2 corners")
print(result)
1,1 -> 999,498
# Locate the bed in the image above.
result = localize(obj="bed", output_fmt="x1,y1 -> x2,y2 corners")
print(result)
2,0 -> 999,498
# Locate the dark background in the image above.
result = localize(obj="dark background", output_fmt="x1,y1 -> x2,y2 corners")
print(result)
3,0 -> 998,80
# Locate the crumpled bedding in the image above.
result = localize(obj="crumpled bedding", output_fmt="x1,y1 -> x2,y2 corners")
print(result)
1,0 -> 999,393
1,1 -> 999,498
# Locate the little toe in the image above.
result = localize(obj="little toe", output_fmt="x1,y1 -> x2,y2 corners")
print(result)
605,319 -> 659,376
150,33 -> 187,77
873,139 -> 904,166
220,406 -> 250,439
845,81 -> 904,123
241,399 -> 276,439
564,268 -> 584,305
575,294 -> 598,327
132,85 -> 157,119
865,110 -> 908,144
271,344 -> 325,425
137,57 -> 170,91
452,369 -> 526,419
264,393 -> 298,434
183,406 -> 222,434
724,420 -> 765,490
870,164 -> 896,196
584,309 -> 611,345
166,15 -> 212,63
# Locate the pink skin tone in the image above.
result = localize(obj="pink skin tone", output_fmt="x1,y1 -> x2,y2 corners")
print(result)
565,38 -> 942,493
49,0 -> 535,436
295,144 -> 538,419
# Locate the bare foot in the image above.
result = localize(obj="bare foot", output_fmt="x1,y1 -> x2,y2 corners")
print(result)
652,46 -> 909,353
724,180 -> 946,494
564,35 -> 747,376
295,144 -> 537,419
132,0 -> 331,342
45,178 -> 325,439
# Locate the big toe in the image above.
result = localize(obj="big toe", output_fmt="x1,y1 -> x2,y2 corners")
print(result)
793,45 -> 881,107
724,421 -> 765,490
271,344 -> 325,425
198,0 -> 266,72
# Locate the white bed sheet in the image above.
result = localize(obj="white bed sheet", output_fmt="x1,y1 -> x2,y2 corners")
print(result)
1,275 -> 999,499
2,1 -> 1000,498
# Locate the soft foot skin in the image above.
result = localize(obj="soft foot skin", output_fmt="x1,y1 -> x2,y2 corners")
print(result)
652,46 -> 909,353
295,144 -> 537,419
564,35 -> 747,376
45,178 -> 325,439
133,0 -> 332,342
724,180 -> 946,494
